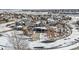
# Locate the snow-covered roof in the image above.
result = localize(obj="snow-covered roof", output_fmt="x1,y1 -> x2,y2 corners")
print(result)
34,27 -> 47,29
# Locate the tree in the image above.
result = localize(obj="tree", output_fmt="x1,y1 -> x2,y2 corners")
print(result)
8,31 -> 30,50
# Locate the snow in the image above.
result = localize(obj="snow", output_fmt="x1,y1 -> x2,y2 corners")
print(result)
0,31 -> 14,50
0,14 -> 79,50
34,27 -> 47,29
0,21 -> 15,32
28,16 -> 79,50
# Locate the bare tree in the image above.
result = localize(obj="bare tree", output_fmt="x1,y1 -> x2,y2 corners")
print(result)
8,30 -> 30,50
